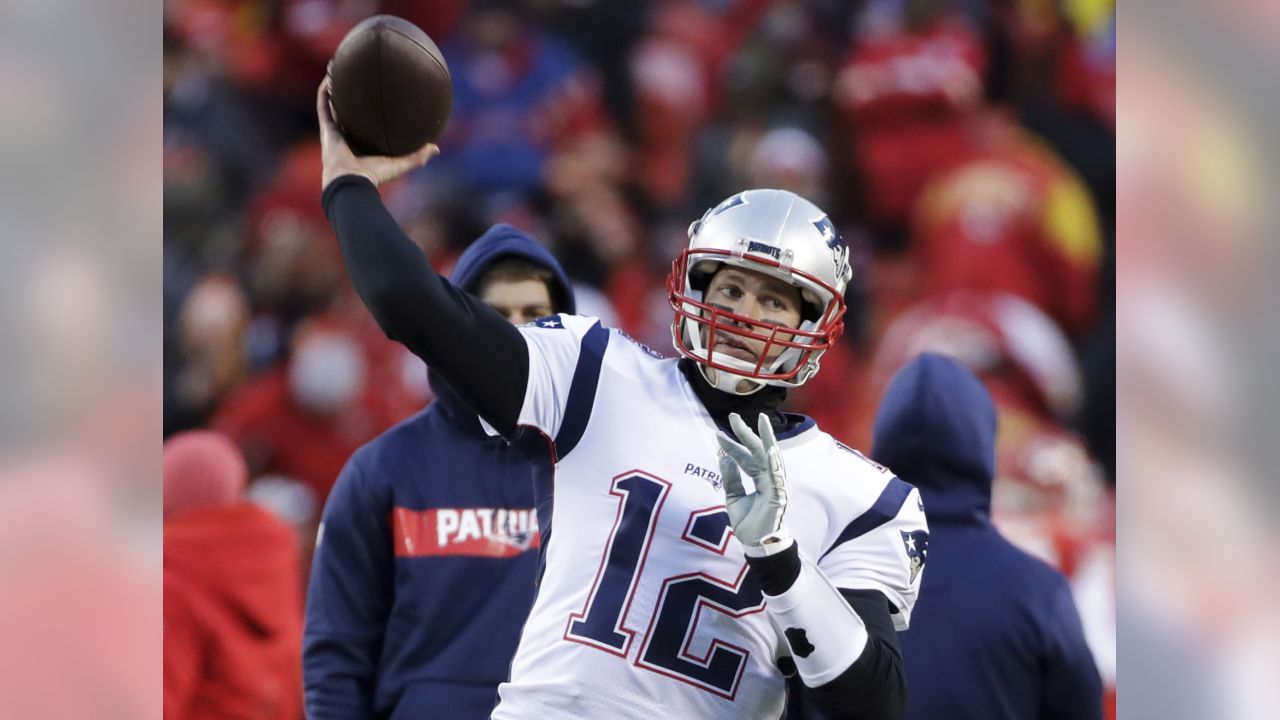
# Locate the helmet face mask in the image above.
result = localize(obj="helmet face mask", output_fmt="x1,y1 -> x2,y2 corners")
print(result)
667,189 -> 854,395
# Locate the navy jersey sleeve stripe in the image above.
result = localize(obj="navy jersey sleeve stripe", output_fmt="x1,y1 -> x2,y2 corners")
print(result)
553,320 -> 610,459
820,477 -> 914,561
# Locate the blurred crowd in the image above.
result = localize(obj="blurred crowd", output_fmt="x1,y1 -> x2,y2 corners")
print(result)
163,0 -> 1116,714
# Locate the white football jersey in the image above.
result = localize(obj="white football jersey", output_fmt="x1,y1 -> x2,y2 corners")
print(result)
488,315 -> 928,719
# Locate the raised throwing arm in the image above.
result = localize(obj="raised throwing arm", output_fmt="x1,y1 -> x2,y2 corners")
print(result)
316,80 -> 529,435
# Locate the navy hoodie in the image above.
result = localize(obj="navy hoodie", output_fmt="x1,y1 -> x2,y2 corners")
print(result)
873,354 -> 1102,720
303,225 -> 575,720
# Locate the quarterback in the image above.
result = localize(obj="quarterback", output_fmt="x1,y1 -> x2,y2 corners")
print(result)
315,80 -> 927,719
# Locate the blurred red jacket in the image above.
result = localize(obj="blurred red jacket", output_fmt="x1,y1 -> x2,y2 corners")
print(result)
834,16 -> 986,230
213,366 -> 392,503
913,130 -> 1103,337
164,504 -> 303,720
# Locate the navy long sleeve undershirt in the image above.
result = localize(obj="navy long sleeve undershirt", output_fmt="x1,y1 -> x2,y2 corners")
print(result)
322,174 -> 906,719
323,175 -> 529,435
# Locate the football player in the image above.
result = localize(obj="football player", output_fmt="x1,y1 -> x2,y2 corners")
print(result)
315,80 -> 927,719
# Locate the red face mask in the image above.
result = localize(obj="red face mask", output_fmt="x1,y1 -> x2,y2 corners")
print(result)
667,248 -> 847,390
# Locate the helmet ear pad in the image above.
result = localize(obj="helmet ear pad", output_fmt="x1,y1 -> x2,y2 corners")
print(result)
799,288 -> 824,323
688,260 -> 721,297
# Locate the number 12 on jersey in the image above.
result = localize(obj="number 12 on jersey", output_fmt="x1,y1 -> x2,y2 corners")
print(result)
565,470 -> 767,699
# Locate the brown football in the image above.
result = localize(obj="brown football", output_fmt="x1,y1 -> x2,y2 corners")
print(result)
327,15 -> 452,157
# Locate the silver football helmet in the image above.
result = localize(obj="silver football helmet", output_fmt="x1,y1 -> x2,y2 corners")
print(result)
668,189 -> 854,395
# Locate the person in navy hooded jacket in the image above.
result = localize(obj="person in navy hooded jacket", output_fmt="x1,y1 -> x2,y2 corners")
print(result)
303,224 -> 575,720
873,353 -> 1102,720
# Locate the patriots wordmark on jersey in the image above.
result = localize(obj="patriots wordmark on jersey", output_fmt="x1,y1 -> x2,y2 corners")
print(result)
484,314 -> 928,719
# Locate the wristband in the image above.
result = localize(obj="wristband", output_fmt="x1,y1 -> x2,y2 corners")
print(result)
760,553 -> 868,686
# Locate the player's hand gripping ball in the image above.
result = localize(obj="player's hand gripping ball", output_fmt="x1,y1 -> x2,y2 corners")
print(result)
327,14 -> 452,157
316,79 -> 437,189
717,413 -> 791,551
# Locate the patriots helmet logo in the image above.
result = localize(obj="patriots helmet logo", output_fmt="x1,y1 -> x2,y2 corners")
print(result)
689,193 -> 746,237
812,215 -> 838,248
900,529 -> 929,584
711,192 -> 747,216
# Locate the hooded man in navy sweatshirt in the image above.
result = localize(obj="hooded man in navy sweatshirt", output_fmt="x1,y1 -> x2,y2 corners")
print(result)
873,354 -> 1102,720
304,225 -> 575,720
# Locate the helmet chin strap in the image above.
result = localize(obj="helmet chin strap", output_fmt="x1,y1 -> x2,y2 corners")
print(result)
699,363 -> 768,396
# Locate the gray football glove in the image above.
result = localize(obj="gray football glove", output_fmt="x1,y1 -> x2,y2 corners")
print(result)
717,412 -> 792,553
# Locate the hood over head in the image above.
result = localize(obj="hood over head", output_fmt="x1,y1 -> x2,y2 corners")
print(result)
432,224 -> 576,422
449,223 -> 575,314
872,353 -> 997,524
163,431 -> 247,519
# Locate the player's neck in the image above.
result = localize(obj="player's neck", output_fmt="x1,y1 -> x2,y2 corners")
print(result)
678,358 -> 788,434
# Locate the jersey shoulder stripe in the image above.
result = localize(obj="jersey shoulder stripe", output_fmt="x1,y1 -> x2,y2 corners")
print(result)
554,319 -> 610,459
819,475 -> 915,560
833,439 -> 889,474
